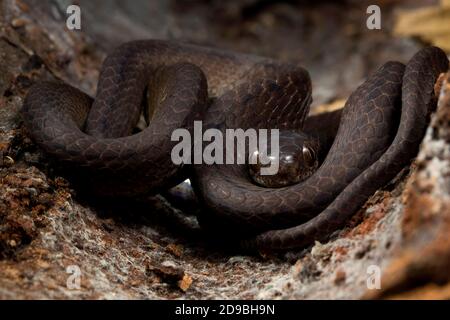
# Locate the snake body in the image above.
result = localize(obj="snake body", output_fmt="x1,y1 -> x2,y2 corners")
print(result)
21,40 -> 449,250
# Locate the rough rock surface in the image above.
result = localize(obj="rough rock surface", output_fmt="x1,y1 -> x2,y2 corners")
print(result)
0,0 -> 449,299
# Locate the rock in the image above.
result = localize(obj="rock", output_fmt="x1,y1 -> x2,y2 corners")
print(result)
0,0 -> 449,300
363,73 -> 450,300
334,269 -> 346,285
148,260 -> 192,292
394,0 -> 450,51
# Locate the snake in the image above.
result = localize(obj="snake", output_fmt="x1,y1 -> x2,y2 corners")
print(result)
21,40 -> 449,251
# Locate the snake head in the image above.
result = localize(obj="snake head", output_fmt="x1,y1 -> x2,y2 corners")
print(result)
248,130 -> 319,188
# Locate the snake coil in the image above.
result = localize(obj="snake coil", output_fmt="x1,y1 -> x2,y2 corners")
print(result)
22,40 -> 449,250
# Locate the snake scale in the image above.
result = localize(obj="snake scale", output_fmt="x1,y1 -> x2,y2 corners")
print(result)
21,40 -> 449,251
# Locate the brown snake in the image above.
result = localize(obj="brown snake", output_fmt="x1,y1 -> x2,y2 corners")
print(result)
21,40 -> 449,251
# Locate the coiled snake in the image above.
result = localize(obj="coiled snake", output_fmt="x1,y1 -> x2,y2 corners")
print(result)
21,40 -> 449,251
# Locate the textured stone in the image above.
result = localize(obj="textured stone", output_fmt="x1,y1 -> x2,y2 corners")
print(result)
0,0 -> 449,299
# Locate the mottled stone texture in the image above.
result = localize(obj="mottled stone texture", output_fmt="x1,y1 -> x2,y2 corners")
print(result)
0,0 -> 449,299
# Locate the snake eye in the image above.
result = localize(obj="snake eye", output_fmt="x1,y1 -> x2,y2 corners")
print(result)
302,146 -> 316,168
